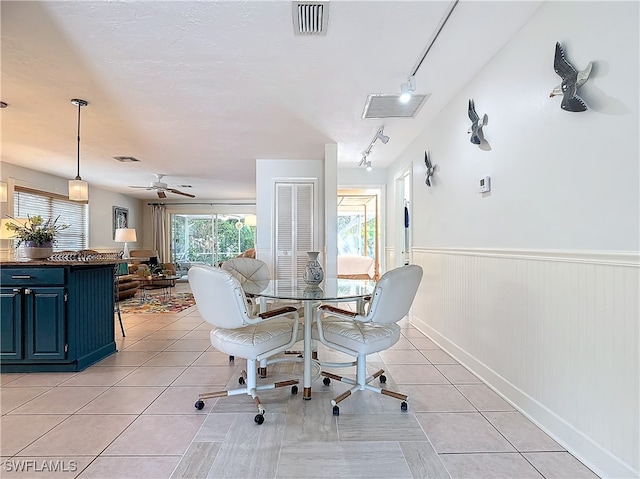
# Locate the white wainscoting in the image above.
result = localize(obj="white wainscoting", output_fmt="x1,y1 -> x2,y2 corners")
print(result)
405,248 -> 639,479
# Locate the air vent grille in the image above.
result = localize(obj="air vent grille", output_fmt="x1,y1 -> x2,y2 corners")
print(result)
292,2 -> 328,35
362,94 -> 430,119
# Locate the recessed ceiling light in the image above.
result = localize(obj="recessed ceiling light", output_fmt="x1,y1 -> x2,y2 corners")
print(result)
113,156 -> 140,162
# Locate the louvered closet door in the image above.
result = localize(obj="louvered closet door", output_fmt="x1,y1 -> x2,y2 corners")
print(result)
275,182 -> 314,280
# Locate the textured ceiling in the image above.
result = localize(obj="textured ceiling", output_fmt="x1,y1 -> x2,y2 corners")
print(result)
0,1 -> 542,200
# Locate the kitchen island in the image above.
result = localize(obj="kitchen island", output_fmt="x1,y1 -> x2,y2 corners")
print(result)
1,259 -> 118,372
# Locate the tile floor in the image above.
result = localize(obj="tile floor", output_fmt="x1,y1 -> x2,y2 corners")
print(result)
1,284 -> 600,478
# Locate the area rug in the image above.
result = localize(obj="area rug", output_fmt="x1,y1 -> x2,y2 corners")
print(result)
118,293 -> 196,314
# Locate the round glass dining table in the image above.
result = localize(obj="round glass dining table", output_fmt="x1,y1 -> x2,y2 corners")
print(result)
243,277 -> 375,399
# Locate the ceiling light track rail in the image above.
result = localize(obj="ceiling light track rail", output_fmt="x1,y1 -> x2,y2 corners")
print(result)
398,0 -> 459,103
358,126 -> 390,171
410,0 -> 459,78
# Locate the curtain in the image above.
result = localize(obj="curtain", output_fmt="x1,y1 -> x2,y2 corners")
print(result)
151,204 -> 167,262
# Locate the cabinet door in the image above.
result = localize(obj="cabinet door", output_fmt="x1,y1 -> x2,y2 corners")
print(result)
0,288 -> 23,360
25,287 -> 66,360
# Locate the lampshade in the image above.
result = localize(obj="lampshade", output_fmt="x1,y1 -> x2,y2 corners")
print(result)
244,214 -> 257,226
115,228 -> 137,243
115,228 -> 136,259
68,179 -> 89,201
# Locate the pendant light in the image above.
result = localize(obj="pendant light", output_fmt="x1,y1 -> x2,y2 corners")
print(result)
69,98 -> 89,201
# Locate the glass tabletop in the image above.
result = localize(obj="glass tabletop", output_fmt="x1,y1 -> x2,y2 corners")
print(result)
243,277 -> 374,301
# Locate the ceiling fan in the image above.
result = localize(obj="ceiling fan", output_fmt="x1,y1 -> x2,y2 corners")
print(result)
129,174 -> 195,198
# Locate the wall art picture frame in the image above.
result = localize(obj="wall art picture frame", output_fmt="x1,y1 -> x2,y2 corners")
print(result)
113,206 -> 129,239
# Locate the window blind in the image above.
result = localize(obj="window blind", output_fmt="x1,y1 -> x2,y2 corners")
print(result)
13,186 -> 88,251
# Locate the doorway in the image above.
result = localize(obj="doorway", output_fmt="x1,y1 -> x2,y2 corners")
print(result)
395,167 -> 412,266
337,190 -> 380,280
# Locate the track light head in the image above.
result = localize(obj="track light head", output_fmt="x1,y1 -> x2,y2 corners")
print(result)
399,76 -> 416,104
375,128 -> 390,144
365,161 -> 372,172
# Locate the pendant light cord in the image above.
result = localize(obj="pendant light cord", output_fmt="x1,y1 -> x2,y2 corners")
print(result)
71,98 -> 87,180
76,102 -> 81,180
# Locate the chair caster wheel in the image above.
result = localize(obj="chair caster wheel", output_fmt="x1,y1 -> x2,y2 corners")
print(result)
194,400 -> 205,410
291,385 -> 298,395
332,405 -> 340,416
380,374 -> 387,384
401,401 -> 408,412
323,377 -> 331,386
239,377 -> 245,385
229,355 -> 234,362
254,414 -> 265,425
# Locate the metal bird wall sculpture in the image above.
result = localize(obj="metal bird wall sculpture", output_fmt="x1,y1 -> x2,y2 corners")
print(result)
468,99 -> 488,145
424,151 -> 437,187
550,42 -> 593,112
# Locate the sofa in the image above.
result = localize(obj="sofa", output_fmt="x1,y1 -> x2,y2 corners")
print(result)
129,250 -> 176,274
117,274 -> 140,300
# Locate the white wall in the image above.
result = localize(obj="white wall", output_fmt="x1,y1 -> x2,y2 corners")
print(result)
387,2 -> 639,478
0,162 -> 144,252
398,1 -> 638,251
338,166 -> 388,186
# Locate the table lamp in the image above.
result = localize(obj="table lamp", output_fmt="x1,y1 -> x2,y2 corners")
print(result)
115,228 -> 137,259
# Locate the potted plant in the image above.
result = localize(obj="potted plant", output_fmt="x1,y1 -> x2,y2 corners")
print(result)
4,215 -> 69,259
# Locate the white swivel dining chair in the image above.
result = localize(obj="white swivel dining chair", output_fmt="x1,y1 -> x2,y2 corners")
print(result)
312,264 -> 423,416
189,265 -> 300,424
223,257 -> 308,370
222,257 -> 272,316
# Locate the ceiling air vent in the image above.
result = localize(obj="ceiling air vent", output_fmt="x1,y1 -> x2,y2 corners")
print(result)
292,1 -> 329,35
362,93 -> 430,119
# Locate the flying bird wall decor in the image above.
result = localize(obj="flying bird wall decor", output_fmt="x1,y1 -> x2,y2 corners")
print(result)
424,151 -> 437,187
550,42 -> 593,112
468,99 -> 488,145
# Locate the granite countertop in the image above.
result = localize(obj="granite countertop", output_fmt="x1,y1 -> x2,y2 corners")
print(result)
1,259 -> 125,266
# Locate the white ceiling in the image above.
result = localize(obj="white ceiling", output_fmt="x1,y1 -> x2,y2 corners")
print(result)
1,1 -> 542,200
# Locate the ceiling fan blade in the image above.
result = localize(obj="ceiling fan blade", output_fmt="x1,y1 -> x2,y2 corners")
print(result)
168,188 -> 195,198
129,186 -> 153,189
157,191 -> 167,199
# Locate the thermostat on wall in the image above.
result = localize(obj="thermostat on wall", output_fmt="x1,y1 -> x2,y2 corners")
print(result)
479,175 -> 491,193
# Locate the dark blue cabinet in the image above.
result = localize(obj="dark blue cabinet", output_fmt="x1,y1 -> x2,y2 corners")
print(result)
26,287 -> 66,360
0,287 -> 23,360
0,263 -> 116,372
1,286 -> 66,361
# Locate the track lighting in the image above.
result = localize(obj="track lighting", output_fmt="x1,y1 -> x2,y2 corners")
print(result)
375,129 -> 390,144
358,126 -> 390,170
399,76 -> 416,104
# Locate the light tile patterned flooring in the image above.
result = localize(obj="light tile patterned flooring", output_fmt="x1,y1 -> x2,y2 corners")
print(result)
1,285 -> 599,478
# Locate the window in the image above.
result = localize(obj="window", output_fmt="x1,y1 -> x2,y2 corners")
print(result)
170,213 -> 255,267
13,186 -> 88,250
